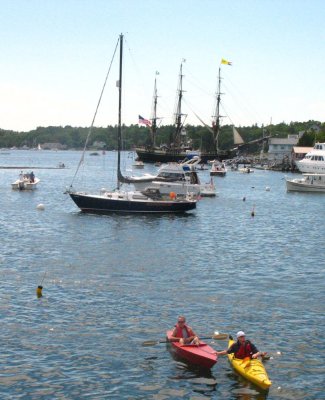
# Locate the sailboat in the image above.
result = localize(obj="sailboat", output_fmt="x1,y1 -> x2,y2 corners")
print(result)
68,34 -> 196,214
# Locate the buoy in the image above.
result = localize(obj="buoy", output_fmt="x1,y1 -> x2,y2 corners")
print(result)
243,197 -> 246,201
169,192 -> 176,200
265,186 -> 270,191
37,203 -> 45,210
251,205 -> 255,217
36,285 -> 43,298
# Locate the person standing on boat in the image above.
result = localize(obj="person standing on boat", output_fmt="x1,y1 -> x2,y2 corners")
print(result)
170,316 -> 200,345
30,171 -> 35,183
216,331 -> 263,359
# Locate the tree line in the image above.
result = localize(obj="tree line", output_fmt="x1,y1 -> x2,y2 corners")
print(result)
0,120 -> 324,151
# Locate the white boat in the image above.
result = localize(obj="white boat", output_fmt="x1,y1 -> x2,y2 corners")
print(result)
123,161 -> 216,198
12,172 -> 40,190
210,161 -> 227,176
296,143 -> 325,173
286,173 -> 325,193
238,166 -> 254,173
132,160 -> 144,169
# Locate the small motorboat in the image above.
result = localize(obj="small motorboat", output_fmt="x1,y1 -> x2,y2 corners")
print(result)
11,172 -> 40,190
238,166 -> 254,173
166,330 -> 217,369
227,337 -> 271,390
210,161 -> 227,177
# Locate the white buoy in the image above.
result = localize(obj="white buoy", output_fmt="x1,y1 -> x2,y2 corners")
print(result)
266,186 -> 270,191
37,203 -> 45,210
276,351 -> 282,355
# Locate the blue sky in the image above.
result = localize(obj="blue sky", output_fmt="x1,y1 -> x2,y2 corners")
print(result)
1,0 -> 324,131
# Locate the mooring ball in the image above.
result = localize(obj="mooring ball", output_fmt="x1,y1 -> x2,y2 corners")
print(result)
37,204 -> 45,210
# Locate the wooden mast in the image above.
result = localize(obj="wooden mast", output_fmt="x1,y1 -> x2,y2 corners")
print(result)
171,61 -> 185,149
150,73 -> 158,147
213,66 -> 222,153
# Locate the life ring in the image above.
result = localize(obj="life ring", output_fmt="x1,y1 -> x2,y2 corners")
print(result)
169,192 -> 176,200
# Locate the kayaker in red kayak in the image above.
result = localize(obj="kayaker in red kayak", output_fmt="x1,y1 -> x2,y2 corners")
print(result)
216,331 -> 264,359
169,315 -> 200,345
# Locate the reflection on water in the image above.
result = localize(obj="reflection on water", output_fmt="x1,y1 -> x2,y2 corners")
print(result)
0,151 -> 324,399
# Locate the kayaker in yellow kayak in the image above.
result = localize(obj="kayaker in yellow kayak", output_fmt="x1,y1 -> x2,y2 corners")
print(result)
216,331 -> 264,358
169,315 -> 200,345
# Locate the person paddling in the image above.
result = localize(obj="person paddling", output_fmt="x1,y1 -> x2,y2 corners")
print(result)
216,331 -> 265,359
169,315 -> 200,345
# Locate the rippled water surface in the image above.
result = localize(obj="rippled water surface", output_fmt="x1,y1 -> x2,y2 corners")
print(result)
0,150 -> 324,399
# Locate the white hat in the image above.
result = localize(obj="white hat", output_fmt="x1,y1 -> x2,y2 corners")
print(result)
236,331 -> 245,338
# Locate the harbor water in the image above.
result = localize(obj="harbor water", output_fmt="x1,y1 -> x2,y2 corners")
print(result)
0,150 -> 324,399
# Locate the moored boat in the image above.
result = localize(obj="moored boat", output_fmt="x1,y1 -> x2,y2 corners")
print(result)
11,171 -> 40,190
238,166 -> 254,173
68,34 -> 197,214
166,330 -> 217,369
296,143 -> 325,173
227,337 -> 271,390
210,161 -> 227,176
285,173 -> 325,192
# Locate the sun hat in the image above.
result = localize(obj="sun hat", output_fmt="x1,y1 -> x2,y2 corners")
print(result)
236,331 -> 245,338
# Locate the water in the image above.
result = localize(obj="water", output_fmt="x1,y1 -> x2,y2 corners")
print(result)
0,150 -> 324,399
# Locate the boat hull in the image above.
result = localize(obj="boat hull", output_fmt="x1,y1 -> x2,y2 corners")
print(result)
135,147 -> 230,163
286,180 -> 325,192
166,330 -> 217,369
286,174 -> 325,192
227,339 -> 271,390
69,191 -> 196,214
11,178 -> 40,190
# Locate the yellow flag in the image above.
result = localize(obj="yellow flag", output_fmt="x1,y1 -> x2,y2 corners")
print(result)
221,58 -> 232,66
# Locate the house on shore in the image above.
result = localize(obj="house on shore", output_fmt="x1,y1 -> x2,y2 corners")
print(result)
267,135 -> 299,162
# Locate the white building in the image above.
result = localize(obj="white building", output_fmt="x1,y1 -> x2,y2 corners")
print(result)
267,135 -> 299,161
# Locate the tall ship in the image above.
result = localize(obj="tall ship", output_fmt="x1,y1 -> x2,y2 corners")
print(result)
135,63 -> 271,163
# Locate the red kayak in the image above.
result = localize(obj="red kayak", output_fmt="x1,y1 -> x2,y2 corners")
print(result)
166,330 -> 217,369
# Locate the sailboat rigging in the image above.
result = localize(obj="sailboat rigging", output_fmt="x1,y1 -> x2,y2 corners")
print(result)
67,34 -> 196,214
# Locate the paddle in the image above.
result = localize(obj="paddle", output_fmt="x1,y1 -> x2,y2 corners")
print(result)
142,332 -> 228,347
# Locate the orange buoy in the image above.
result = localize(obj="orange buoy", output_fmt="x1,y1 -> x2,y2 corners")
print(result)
169,192 -> 176,200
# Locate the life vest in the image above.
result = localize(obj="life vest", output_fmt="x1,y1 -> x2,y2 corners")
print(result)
174,323 -> 194,339
235,340 -> 253,359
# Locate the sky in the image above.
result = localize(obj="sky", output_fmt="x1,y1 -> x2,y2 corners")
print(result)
1,0 -> 324,132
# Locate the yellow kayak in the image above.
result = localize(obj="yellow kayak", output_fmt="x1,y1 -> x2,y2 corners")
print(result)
227,338 -> 272,390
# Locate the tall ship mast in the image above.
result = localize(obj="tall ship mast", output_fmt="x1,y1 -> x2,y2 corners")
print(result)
149,73 -> 158,147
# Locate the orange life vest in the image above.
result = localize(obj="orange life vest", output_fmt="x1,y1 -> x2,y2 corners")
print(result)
235,341 -> 253,359
174,323 -> 194,339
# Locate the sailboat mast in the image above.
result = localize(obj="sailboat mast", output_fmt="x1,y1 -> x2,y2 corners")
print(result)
117,33 -> 123,190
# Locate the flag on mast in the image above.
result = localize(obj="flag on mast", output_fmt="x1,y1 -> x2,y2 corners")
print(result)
138,115 -> 151,126
221,58 -> 232,66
